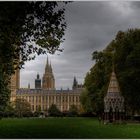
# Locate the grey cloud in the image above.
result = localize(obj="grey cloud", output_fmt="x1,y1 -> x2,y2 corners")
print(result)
130,1 -> 140,9
21,1 -> 140,89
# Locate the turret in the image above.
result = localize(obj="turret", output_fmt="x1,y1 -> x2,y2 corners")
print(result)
35,73 -> 41,89
28,83 -> 30,89
72,76 -> 78,90
37,73 -> 39,79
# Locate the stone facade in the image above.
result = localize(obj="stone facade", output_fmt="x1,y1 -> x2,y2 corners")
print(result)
10,57 -> 83,113
16,89 -> 81,112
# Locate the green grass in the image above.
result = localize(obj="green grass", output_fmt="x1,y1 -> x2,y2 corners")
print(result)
0,117 -> 140,138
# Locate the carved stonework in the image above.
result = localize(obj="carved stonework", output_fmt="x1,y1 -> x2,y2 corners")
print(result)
42,57 -> 55,90
10,57 -> 83,113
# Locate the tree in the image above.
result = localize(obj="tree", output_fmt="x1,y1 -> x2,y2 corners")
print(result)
114,29 -> 140,115
0,2 -> 67,66
14,98 -> 32,117
84,28 -> 140,115
3,102 -> 15,117
34,105 -> 42,117
80,88 -> 93,114
84,46 -> 113,114
0,2 -> 67,111
48,104 -> 61,117
0,69 -> 10,112
68,105 -> 78,117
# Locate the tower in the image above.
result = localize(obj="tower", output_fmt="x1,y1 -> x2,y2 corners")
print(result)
35,73 -> 41,89
42,57 -> 55,90
104,69 -> 124,123
72,76 -> 78,90
28,83 -> 30,89
10,69 -> 20,101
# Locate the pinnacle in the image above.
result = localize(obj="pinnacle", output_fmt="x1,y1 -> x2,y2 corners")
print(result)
106,70 -> 121,97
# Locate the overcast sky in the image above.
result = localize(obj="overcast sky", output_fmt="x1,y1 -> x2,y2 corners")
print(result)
20,1 -> 140,90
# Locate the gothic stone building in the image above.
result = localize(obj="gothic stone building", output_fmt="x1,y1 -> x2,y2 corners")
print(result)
10,57 -> 83,113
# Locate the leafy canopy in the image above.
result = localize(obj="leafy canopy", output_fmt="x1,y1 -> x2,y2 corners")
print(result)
83,29 -> 140,115
0,1 -> 67,112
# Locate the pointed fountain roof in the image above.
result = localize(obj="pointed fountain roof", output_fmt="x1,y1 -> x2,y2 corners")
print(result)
104,68 -> 124,113
105,69 -> 122,99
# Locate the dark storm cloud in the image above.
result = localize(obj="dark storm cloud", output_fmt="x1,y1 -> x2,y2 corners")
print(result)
20,1 -> 140,89
130,1 -> 140,9
66,2 -> 121,26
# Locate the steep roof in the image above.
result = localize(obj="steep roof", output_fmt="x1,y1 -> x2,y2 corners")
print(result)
106,71 -> 121,98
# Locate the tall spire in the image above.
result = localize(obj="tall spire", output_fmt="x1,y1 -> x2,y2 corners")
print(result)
50,60 -> 52,72
47,56 -> 49,65
45,56 -> 50,72
42,56 -> 55,90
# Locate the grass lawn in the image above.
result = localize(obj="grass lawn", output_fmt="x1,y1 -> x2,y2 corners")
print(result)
0,117 -> 140,138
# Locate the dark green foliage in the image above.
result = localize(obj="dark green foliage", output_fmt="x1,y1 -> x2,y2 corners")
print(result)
84,47 -> 113,114
48,104 -> 61,117
84,28 -> 140,115
0,2 -> 66,69
33,111 -> 40,117
3,103 -> 15,117
0,67 -> 10,112
114,29 -> 140,115
14,98 -> 32,117
80,88 -> 93,114
68,105 -> 78,117
0,2 -> 67,112
33,105 -> 42,117
3,101 -> 33,118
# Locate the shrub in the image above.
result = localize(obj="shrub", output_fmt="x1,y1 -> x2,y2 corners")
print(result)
48,104 -> 62,117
